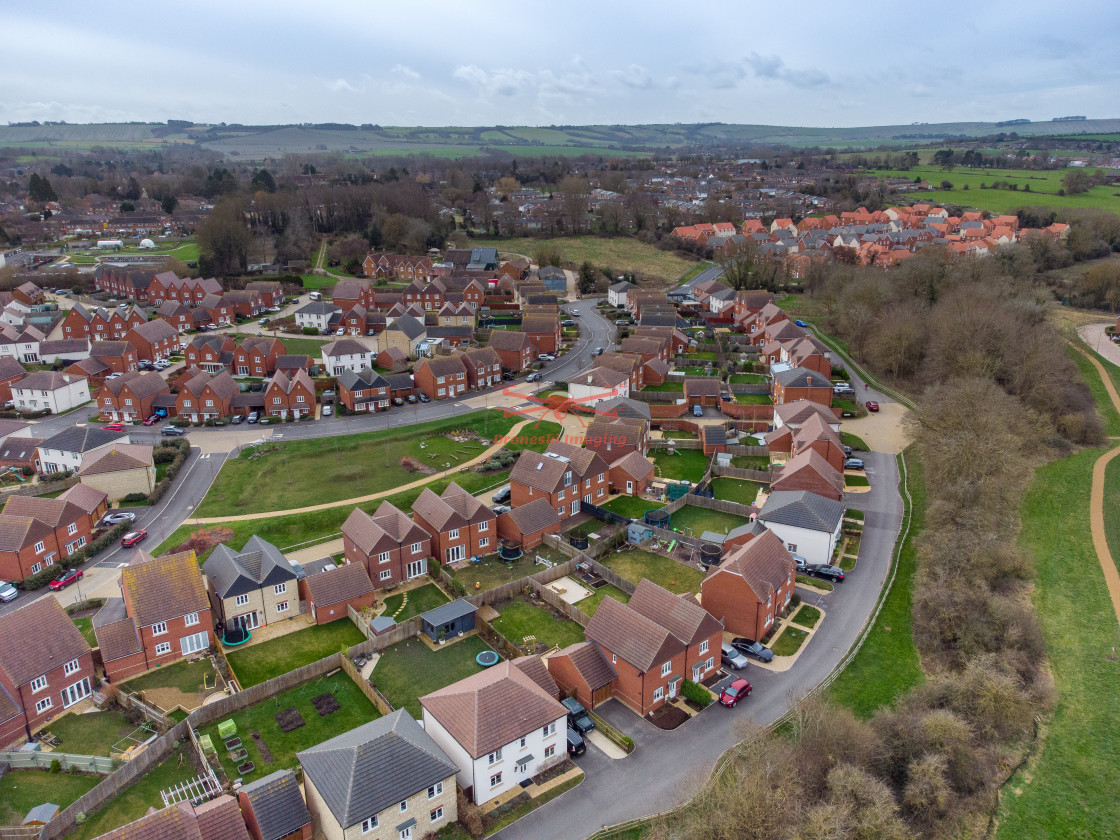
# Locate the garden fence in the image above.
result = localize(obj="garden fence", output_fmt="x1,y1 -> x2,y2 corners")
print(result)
648,439 -> 702,450
0,750 -> 116,775
728,383 -> 770,394
339,655 -> 394,715
584,559 -> 638,596
726,444 -> 768,456
711,465 -> 771,482
0,827 -> 43,840
533,581 -> 592,628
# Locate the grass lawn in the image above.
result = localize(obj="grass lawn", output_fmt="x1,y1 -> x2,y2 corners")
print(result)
1068,343 -> 1120,437
73,617 -> 98,647
198,672 -> 377,785
660,429 -> 696,439
491,597 -> 586,649
829,456 -> 925,717
685,351 -> 717,361
575,584 -> 632,616
227,621 -> 366,688
733,393 -> 773,405
833,398 -> 864,416
845,508 -> 865,521
467,236 -> 694,285
68,742 -> 194,840
450,546 -> 567,593
796,574 -> 833,592
791,604 -> 822,629
41,708 -> 148,758
676,366 -> 718,376
845,475 -> 870,488
601,495 -> 665,519
730,454 -> 770,470
642,381 -> 684,392
709,478 -> 763,506
274,336 -> 332,359
1,770 -> 101,826
840,432 -> 869,452
382,582 -> 449,622
729,373 -> 768,384
651,449 -> 709,483
771,625 -> 809,656
124,657 -> 216,695
600,548 -> 706,594
195,410 -> 529,517
372,634 -> 493,717
994,448 -> 1120,839
668,505 -> 751,537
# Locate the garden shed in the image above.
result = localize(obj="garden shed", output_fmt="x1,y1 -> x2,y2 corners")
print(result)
420,599 -> 477,642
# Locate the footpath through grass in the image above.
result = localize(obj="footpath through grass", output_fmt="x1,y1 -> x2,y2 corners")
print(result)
227,621 -> 366,687
382,582 -> 449,622
994,448 -> 1120,839
829,455 -> 925,717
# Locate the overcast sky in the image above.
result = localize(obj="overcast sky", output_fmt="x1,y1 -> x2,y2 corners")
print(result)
5,1 -> 1119,127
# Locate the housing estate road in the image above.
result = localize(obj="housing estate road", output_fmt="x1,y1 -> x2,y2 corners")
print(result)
496,450 -> 904,840
1078,322 -> 1120,368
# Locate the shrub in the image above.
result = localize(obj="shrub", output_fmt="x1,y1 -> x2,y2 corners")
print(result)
302,326 -> 320,335
50,759 -> 61,773
681,679 -> 712,708
790,592 -> 802,610
119,492 -> 148,505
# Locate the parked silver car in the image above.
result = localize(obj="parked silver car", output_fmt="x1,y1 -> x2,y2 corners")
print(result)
720,641 -> 749,670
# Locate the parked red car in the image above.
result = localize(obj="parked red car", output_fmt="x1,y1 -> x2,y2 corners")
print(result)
143,415 -> 161,426
865,401 -> 879,412
48,568 -> 83,591
719,678 -> 753,708
120,530 -> 147,547
102,423 -> 126,432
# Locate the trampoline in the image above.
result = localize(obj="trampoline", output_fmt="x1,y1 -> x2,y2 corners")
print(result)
646,509 -> 670,528
499,542 -> 523,561
222,625 -> 251,646
476,650 -> 500,667
699,543 -> 723,567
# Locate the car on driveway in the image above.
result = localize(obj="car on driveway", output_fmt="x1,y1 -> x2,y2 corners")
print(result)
231,414 -> 245,424
561,697 -> 595,735
491,504 -> 512,515
160,425 -> 186,437
719,678 -> 752,708
143,414 -> 161,426
321,404 -> 333,416
794,319 -> 808,327
417,393 -> 430,403
153,359 -> 170,371
720,641 -> 749,670
808,564 -> 845,583
865,400 -> 879,412
407,394 -> 418,404
48,568 -> 84,591
833,383 -> 855,396
391,397 -> 405,406
99,511 -> 136,528
120,530 -> 147,548
566,726 -> 586,757
0,580 -> 18,602
844,458 -> 865,471
247,411 -> 260,424
102,423 -> 126,432
731,637 -> 774,663
492,485 -> 512,504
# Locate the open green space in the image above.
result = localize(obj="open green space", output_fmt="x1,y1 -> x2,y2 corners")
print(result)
41,708 -> 147,758
382,582 -> 449,622
651,449 -> 709,483
372,634 -> 493,717
575,584 -> 632,616
840,432 -> 869,452
467,236 -> 695,285
845,508 -> 865,521
667,505 -> 751,537
771,624 -> 809,656
1,770 -> 101,826
297,273 -> 338,290
198,671 -> 377,785
273,336 -> 331,359
1067,344 -> 1120,436
830,456 -> 925,717
68,743 -> 194,840
600,548 -> 706,595
733,393 -> 773,405
601,495 -> 664,519
709,477 -> 764,506
449,545 -> 567,593
123,657 -> 216,695
73,617 -> 98,647
492,597 -> 586,650
791,604 -> 822,630
227,621 -> 366,688
994,447 -> 1120,839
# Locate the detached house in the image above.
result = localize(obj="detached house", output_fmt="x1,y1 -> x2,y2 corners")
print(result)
411,482 -> 497,565
757,490 -> 845,567
509,442 -> 609,520
204,536 -> 302,634
521,313 -> 561,355
321,338 -> 373,376
488,329 -> 534,372
37,426 -> 128,474
414,355 -> 468,401
262,369 -> 315,419
701,529 -> 797,641
0,599 -> 95,746
771,367 -> 833,408
338,368 -> 390,413
380,314 -> 427,359
12,371 -> 90,415
124,318 -> 178,362
175,370 -> 239,421
457,347 -> 502,390
341,501 -> 433,589
628,579 -> 722,685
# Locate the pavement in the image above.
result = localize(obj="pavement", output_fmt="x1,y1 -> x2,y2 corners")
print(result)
1078,322 -> 1120,367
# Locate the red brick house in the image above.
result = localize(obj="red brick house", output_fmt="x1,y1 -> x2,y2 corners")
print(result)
546,641 -> 618,711
684,378 -> 721,408
771,367 -> 833,409
262,369 -> 315,418
0,357 -> 25,405
701,424 -> 729,456
414,355 -> 469,401
98,550 -> 213,682
184,334 -> 236,373
607,451 -> 656,496
770,448 -> 845,501
628,580 -> 722,685
96,371 -> 170,421
584,416 -> 648,461
235,336 -> 285,377
146,272 -> 222,305
175,370 -> 239,421
0,494 -> 103,582
341,502 -> 433,589
488,330 -> 535,372
62,304 -> 147,342
458,347 -> 502,390
791,413 -> 846,472
584,596 -> 686,716
156,300 -> 198,333
495,498 -> 561,549
376,346 -> 408,372
337,368 -> 390,413
300,563 -> 376,625
411,482 -> 497,565
124,318 -> 178,362
225,289 -> 265,319
521,313 -> 561,355
509,442 -> 609,521
700,529 -> 796,641
0,598 -> 95,745
89,340 -> 138,374
198,293 -> 234,327
246,280 -> 284,308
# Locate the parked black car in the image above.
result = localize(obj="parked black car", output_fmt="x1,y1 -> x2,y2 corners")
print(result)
492,485 -> 512,504
808,564 -> 846,582
561,697 -> 595,735
566,726 -> 586,757
731,637 -> 775,663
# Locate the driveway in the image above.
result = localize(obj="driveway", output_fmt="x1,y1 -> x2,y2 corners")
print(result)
495,450 -> 904,840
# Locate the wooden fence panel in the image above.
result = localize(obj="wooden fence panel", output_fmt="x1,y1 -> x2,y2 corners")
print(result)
339,656 -> 394,715
729,384 -> 770,394
584,559 -> 638,595
726,444 -> 768,456
348,616 -> 421,655
533,581 -> 591,627
712,465 -> 771,482
0,751 -> 116,774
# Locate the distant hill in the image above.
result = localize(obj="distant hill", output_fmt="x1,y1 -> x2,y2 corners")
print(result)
2,119 -> 1119,158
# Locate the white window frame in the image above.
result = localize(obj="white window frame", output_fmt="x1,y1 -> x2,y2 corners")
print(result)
544,744 -> 556,758
490,772 -> 502,788
477,519 -> 488,532
35,696 -> 53,714
488,747 -> 502,765
63,658 -> 80,676
399,800 -> 408,813
154,641 -> 172,656
276,601 -> 289,613
428,782 -> 444,799
235,594 -> 250,606
430,806 -> 444,823
380,570 -> 393,581
378,551 -> 391,564
699,640 -> 709,655
30,675 -> 47,693
448,528 -> 459,540
180,631 -> 208,656
183,612 -> 199,627
152,621 -> 168,636
660,661 -> 671,677
67,522 -> 77,536
361,815 -> 379,833
410,542 -> 423,554
479,537 -> 489,548
653,687 -> 664,701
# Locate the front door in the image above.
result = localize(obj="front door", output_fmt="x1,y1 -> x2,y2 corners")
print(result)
400,827 -> 412,840
668,680 -> 678,699
406,558 -> 427,580
446,544 -> 465,564
626,480 -> 633,494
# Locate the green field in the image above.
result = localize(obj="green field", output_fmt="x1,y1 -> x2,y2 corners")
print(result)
1,770 -> 101,827
198,672 -> 377,785
491,597 -> 586,649
600,548 -> 706,595
382,582 -> 449,622
651,449 -> 709,482
226,621 -> 366,687
467,236 -> 695,285
372,634 -> 493,717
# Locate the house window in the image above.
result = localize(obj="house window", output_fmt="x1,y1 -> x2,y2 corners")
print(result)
660,661 -> 671,677
361,816 -> 379,833
542,721 -> 555,736
478,520 -> 488,532
155,642 -> 172,656
706,657 -> 714,671
699,640 -> 709,655
449,528 -> 459,540
653,687 -> 664,701
488,748 -> 502,765
34,540 -> 44,554
183,400 -> 191,407
430,806 -> 444,823
787,543 -> 797,553
490,772 -> 502,788
378,551 -> 391,564
181,632 -> 208,655
63,658 -> 80,676
274,583 -> 287,595
235,594 -> 250,606
30,562 -> 41,575
272,397 -> 282,405
410,542 -> 422,554
30,675 -> 48,693
67,522 -> 77,536
276,601 -> 289,613
380,570 -> 392,581
400,801 -> 408,812
520,736 -> 527,748
205,400 -> 213,407
479,537 -> 489,548
612,654 -> 617,664
152,621 -> 167,636
35,697 -> 53,714
545,744 -> 556,758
